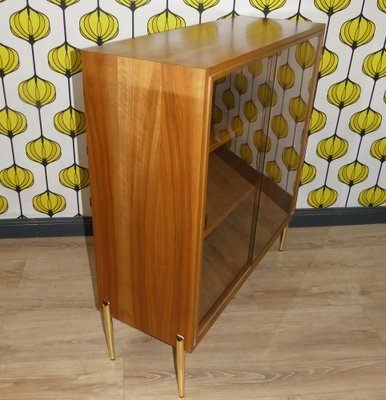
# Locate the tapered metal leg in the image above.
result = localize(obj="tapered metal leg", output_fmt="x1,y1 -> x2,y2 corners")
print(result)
102,300 -> 116,360
176,334 -> 185,398
279,225 -> 288,251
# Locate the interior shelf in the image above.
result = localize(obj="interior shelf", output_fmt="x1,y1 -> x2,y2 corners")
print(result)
204,150 -> 254,238
200,188 -> 289,322
209,133 -> 231,152
200,145 -> 293,323
200,192 -> 254,320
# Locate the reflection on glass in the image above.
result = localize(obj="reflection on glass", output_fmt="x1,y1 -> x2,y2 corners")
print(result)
200,147 -> 257,319
200,39 -> 317,322
246,18 -> 283,45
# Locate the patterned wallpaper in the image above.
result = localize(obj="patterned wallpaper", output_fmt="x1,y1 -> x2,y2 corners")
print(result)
0,0 -> 385,219
212,35 -> 318,199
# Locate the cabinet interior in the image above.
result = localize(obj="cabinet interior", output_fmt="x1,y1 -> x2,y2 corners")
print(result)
200,39 -> 317,325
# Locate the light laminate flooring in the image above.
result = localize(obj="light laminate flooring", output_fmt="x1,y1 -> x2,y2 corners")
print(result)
1,224 -> 386,399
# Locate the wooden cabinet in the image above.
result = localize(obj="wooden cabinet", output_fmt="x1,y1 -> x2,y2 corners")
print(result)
82,16 -> 324,396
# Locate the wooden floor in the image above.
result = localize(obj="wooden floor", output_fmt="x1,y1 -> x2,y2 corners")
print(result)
1,224 -> 386,399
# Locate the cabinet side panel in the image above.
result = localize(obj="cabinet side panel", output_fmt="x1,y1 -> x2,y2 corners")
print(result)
82,52 -> 208,351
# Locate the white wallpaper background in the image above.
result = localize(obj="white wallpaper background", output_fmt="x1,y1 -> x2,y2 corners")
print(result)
0,0 -> 385,219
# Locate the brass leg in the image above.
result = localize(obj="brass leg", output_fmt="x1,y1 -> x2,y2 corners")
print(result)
176,334 -> 185,398
102,300 -> 116,360
279,225 -> 288,251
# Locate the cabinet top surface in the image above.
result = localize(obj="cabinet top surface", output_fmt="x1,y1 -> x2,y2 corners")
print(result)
82,16 -> 324,73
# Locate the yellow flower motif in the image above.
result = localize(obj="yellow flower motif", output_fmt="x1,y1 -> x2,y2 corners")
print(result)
48,43 -> 82,77
349,108 -> 382,136
18,75 -> 56,108
26,137 -> 61,166
249,0 -> 286,16
317,135 -> 348,161
318,47 -> 338,79
239,143 -> 253,164
358,186 -> 386,207
379,0 -> 386,12
266,160 -> 282,183
0,164 -> 34,192
80,7 -> 119,45
231,115 -> 244,137
54,107 -> 86,137
282,146 -> 299,171
183,0 -> 220,11
10,6 -> 50,44
362,48 -> 386,81
0,44 -> 19,77
48,0 -> 80,8
308,185 -> 337,208
59,164 -> 89,191
218,10 -> 239,19
338,161 -> 369,186
183,0 -> 220,22
243,100 -> 258,123
253,129 -> 271,152
271,114 -> 288,139
288,12 -> 310,22
295,41 -> 316,70
147,8 -> 186,35
0,107 -> 27,138
115,0 -> 150,10
182,22 -> 218,43
235,71 -> 248,95
246,19 -> 282,42
327,78 -> 361,109
300,162 -> 316,186
115,0 -> 151,37
248,60 -> 262,77
289,96 -> 307,123
277,63 -> 295,90
314,0 -> 350,15
309,107 -> 326,135
0,195 -> 8,215
370,137 -> 386,162
211,104 -> 222,124
339,14 -> 375,49
258,83 -> 277,108
222,89 -> 235,109
33,190 -> 66,216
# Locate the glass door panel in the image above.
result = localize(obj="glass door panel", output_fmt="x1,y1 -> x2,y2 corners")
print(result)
200,37 -> 319,323
253,38 -> 318,258
200,57 -> 272,321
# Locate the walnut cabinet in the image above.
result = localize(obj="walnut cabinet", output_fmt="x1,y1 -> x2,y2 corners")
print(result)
82,16 -> 324,396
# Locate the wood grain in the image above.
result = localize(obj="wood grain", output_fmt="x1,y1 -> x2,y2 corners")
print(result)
82,53 -> 210,352
83,17 -> 324,79
0,359 -> 124,400
1,225 -> 386,398
82,16 -> 324,354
